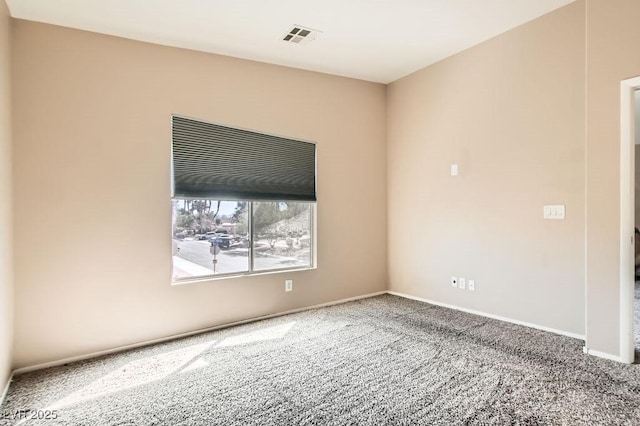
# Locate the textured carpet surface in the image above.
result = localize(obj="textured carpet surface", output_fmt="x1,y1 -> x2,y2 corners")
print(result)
2,294 -> 640,425
635,281 -> 640,361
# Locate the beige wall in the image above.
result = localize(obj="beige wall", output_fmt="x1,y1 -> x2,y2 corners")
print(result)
585,0 -> 640,355
0,0 -> 12,391
387,2 -> 586,335
11,21 -> 387,368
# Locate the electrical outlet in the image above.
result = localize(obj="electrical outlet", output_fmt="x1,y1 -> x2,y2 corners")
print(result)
459,278 -> 466,290
285,280 -> 293,292
451,276 -> 457,287
468,280 -> 475,291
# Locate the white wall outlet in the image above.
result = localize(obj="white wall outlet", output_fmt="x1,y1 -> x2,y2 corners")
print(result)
543,205 -> 565,219
459,277 -> 466,290
468,280 -> 475,291
451,276 -> 457,287
285,280 -> 293,292
450,164 -> 458,176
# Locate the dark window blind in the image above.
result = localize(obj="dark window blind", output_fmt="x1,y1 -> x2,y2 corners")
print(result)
172,116 -> 316,201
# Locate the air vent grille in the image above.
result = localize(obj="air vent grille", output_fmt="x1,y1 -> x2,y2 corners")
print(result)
282,25 -> 320,44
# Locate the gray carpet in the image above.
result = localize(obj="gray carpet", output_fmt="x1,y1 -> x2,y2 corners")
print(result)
636,281 -> 640,362
2,294 -> 640,425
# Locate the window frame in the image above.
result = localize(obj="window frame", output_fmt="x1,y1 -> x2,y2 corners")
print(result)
171,199 -> 316,284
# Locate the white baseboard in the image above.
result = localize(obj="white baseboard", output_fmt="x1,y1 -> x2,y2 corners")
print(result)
0,372 -> 13,406
13,291 -> 387,375
15,290 -> 620,376
387,291 -> 586,341
582,346 -> 624,363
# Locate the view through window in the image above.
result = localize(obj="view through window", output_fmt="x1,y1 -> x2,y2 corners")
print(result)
172,200 -> 312,281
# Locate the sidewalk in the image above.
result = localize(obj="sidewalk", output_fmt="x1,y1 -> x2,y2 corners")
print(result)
172,256 -> 214,279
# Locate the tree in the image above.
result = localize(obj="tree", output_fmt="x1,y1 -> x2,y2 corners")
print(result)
253,202 -> 280,235
174,199 -> 222,233
232,202 -> 247,221
231,202 -> 248,235
175,213 -> 195,230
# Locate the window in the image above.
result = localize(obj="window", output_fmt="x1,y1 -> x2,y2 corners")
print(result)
172,200 -> 313,280
252,201 -> 312,271
171,116 -> 316,282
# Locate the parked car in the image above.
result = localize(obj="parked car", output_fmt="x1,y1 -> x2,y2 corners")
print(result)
209,230 -> 232,249
216,235 -> 232,249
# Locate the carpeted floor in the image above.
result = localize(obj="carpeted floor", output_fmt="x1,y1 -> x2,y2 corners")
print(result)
2,294 -> 640,425
636,281 -> 640,362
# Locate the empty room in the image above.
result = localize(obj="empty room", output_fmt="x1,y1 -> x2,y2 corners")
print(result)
1,0 -> 640,424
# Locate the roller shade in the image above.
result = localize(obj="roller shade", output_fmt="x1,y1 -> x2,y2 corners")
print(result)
172,116 -> 316,201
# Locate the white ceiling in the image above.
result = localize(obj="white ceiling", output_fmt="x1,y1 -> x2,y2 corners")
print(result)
6,0 -> 575,83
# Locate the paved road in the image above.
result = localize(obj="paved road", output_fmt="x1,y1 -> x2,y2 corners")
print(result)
175,240 -> 309,277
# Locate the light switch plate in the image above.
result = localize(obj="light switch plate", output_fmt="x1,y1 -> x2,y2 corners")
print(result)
459,278 -> 466,290
451,164 -> 458,176
543,205 -> 565,219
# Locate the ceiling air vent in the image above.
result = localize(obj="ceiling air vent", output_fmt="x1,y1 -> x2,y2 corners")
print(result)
282,25 -> 320,44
